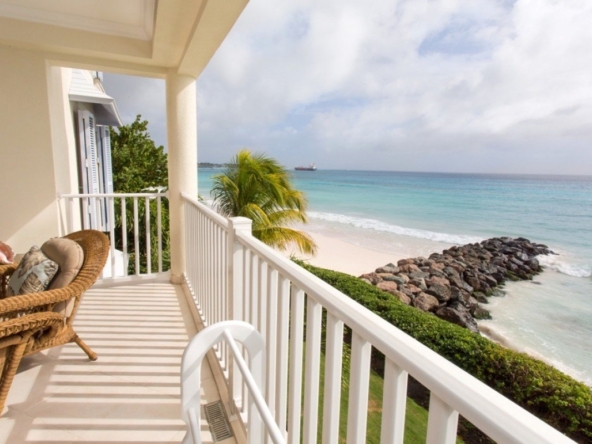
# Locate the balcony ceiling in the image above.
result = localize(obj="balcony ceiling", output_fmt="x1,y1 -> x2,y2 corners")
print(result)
0,0 -> 249,78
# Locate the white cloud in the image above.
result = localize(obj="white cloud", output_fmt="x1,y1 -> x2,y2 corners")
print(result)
106,0 -> 592,174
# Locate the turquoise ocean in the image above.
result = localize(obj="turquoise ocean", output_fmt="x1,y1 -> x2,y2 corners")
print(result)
198,169 -> 592,385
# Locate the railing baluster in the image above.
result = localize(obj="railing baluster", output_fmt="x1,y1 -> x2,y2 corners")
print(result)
303,297 -> 322,443
67,197 -> 74,234
82,196 -> 89,229
347,332 -> 372,444
244,250 -> 252,325
323,313 -> 344,444
133,197 -> 139,275
251,253 -> 259,329
259,260 -> 268,339
426,394 -> 459,444
242,248 -> 251,413
275,275 -> 290,436
381,359 -> 408,444
157,194 -> 162,273
265,268 -> 279,417
108,196 -> 116,278
287,287 -> 305,444
121,197 -> 128,276
145,196 -> 151,274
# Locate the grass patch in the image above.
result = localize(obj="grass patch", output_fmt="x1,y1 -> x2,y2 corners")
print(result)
313,344 -> 462,443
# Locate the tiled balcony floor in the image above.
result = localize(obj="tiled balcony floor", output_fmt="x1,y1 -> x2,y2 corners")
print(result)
0,282 -> 233,444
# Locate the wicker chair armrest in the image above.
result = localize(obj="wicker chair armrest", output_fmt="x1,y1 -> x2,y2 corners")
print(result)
0,283 -> 84,316
0,264 -> 17,298
0,311 -> 65,340
0,264 -> 17,276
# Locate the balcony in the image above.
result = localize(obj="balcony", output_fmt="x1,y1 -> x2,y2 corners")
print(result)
1,192 -> 577,443
1,281 -> 238,443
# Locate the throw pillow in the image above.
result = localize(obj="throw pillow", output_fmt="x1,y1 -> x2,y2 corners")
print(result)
6,246 -> 59,296
42,238 -> 84,317
42,238 -> 84,290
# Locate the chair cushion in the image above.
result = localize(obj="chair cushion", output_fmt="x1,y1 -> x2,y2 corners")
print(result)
42,238 -> 84,317
42,238 -> 84,290
6,246 -> 59,296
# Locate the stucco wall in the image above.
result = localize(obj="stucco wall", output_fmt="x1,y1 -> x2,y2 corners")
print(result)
0,48 -> 74,252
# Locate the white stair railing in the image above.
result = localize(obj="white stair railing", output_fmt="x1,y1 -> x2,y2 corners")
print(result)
182,194 -> 576,444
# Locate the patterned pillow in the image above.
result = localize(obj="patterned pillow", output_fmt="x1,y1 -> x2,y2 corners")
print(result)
6,246 -> 59,296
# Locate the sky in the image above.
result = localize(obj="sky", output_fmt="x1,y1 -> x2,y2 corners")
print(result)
103,0 -> 592,175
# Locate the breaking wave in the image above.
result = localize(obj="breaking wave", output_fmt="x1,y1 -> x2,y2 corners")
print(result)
537,255 -> 591,278
308,212 -> 483,245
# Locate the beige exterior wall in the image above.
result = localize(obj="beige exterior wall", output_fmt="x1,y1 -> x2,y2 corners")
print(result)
0,48 -> 77,252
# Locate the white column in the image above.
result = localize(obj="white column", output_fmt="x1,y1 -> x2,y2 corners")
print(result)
166,72 -> 197,283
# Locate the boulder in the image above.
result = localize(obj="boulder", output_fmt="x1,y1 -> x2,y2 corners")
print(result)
359,272 -> 382,285
391,275 -> 408,286
395,274 -> 410,284
409,278 -> 427,290
376,263 -> 399,274
409,271 -> 430,280
406,284 -> 423,295
430,262 -> 446,271
412,292 -> 440,312
436,304 -> 479,333
399,263 -> 421,273
377,281 -> 399,295
426,284 -> 451,302
526,258 -> 540,271
472,305 -> 492,320
393,291 -> 412,305
425,276 -> 450,287
401,288 -> 415,299
473,292 -> 488,304
443,266 -> 460,278
397,258 -> 414,266
378,273 -> 400,282
464,275 -> 481,291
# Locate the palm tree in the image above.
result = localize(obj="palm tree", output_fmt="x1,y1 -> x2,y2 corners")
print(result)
211,150 -> 317,255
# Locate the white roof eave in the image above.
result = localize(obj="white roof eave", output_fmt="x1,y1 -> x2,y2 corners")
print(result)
69,69 -> 122,126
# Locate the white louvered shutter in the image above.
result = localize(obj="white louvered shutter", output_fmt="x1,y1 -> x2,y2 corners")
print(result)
101,127 -> 114,194
77,110 -> 100,229
95,126 -> 114,231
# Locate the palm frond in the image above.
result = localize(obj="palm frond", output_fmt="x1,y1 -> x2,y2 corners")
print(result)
211,149 -> 317,255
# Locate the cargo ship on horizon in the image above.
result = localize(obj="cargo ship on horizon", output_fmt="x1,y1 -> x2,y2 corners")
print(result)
295,163 -> 317,171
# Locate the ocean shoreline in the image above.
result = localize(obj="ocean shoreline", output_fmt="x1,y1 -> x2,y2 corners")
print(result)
292,227 -> 591,386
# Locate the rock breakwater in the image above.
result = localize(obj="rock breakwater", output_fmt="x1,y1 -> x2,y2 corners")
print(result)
360,237 -> 553,333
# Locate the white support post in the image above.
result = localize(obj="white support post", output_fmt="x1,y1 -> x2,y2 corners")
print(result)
166,72 -> 197,284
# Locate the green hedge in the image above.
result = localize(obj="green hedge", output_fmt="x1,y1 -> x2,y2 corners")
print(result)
297,261 -> 592,443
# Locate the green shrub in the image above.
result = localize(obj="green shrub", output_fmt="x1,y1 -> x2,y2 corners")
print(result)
296,261 -> 592,443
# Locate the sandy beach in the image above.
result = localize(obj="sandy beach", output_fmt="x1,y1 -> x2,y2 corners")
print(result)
290,230 -> 406,276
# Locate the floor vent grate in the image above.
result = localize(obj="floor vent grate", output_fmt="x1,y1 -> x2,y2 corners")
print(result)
204,401 -> 233,442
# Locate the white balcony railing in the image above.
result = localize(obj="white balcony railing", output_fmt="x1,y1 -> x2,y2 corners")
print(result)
59,192 -> 169,282
181,193 -> 576,444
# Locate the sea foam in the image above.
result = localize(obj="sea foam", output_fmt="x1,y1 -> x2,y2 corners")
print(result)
308,212 -> 483,245
537,255 -> 591,278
